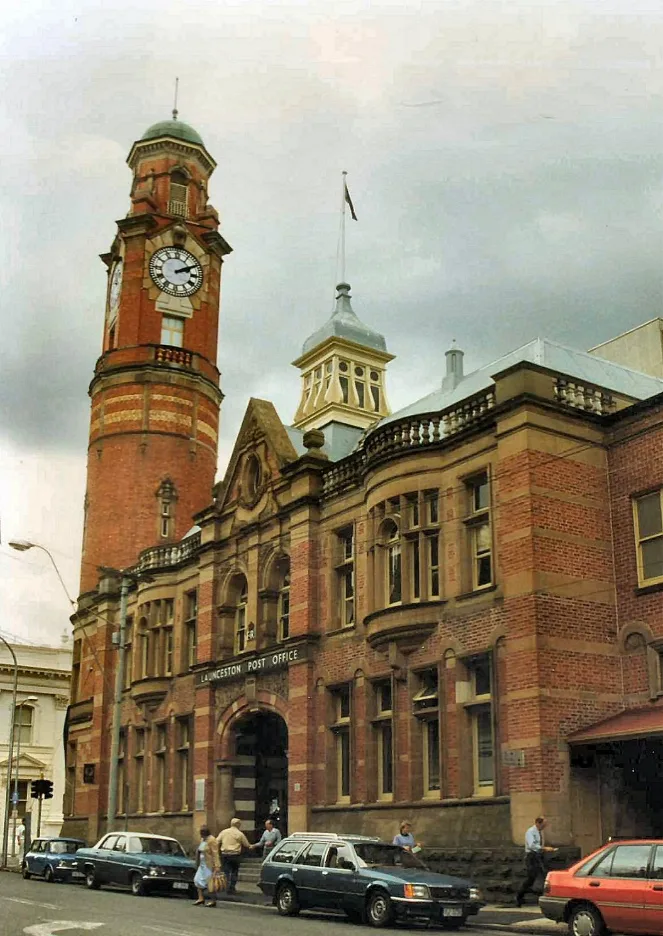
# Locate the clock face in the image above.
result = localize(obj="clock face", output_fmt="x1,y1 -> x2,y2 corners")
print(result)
149,247 -> 203,297
109,260 -> 123,315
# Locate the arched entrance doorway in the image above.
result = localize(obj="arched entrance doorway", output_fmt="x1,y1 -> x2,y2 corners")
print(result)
232,711 -> 288,836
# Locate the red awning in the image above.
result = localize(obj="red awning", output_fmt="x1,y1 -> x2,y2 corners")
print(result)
568,703 -> 663,744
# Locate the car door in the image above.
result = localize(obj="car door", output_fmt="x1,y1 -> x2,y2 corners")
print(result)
95,834 -> 119,883
29,840 -> 44,876
643,844 -> 663,933
296,842 -> 330,909
584,843 -> 652,933
109,835 -> 129,886
321,843 -> 360,913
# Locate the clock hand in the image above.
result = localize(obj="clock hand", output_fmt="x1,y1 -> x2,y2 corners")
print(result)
174,265 -> 197,274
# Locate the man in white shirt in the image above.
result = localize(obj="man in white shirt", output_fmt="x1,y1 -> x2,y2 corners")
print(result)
516,816 -> 557,906
250,819 -> 282,858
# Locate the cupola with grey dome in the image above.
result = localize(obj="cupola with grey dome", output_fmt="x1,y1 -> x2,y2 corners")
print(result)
292,282 -> 394,433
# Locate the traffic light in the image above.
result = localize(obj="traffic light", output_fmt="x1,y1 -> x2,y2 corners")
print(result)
30,779 -> 54,799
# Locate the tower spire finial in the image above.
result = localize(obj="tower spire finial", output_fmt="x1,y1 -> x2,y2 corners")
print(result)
172,76 -> 179,121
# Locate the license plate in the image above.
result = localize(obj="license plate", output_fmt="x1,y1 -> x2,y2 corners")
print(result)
443,908 -> 464,917
172,882 -> 189,890
71,872 -> 84,879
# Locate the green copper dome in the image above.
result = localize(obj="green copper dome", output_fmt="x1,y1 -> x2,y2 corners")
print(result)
140,118 -> 204,147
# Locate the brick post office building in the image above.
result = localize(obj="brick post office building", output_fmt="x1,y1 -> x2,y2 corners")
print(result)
63,117 -> 663,855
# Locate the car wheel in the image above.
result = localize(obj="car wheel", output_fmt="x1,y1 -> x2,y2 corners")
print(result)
21,863 -> 30,880
85,868 -> 100,890
276,882 -> 300,916
44,866 -> 54,883
131,873 -> 146,897
569,903 -> 605,936
366,889 -> 393,928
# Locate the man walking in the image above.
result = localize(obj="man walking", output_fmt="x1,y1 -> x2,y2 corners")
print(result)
250,819 -> 282,858
516,816 -> 557,907
217,818 -> 250,895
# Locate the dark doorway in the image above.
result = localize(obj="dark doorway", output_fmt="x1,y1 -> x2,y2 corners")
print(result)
233,711 -> 288,837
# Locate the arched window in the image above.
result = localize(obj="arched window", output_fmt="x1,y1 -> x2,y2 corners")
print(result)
383,519 -> 401,605
278,569 -> 290,642
246,455 -> 262,500
14,705 -> 34,746
169,170 -> 188,218
235,580 -> 249,654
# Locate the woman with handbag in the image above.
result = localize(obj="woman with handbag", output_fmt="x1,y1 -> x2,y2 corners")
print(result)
193,826 -> 220,907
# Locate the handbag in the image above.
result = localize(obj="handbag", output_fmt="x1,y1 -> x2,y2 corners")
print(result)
208,870 -> 226,894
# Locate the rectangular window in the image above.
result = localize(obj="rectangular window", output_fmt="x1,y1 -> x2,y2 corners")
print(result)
467,655 -> 494,796
118,730 -> 126,815
408,495 -> 420,529
155,724 -> 167,811
71,640 -> 81,704
411,539 -> 421,600
161,315 -> 184,348
164,628 -> 173,676
425,491 -> 439,525
135,729 -> 145,813
424,718 -> 441,793
634,491 -> 663,585
14,705 -> 34,747
177,717 -> 192,811
374,682 -> 393,799
123,617 -> 133,689
185,590 -> 197,668
332,686 -> 351,802
427,535 -> 440,597
336,527 -> 355,627
387,537 -> 402,605
355,381 -> 365,408
139,628 -> 149,679
467,472 -> 493,590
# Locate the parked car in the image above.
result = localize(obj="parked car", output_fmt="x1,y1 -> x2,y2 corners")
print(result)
22,837 -> 86,884
540,838 -> 663,936
259,832 -> 483,928
75,831 -> 196,897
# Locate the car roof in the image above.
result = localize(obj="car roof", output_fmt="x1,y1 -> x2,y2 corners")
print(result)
284,833 -> 384,844
36,837 -> 85,843
103,831 -> 180,841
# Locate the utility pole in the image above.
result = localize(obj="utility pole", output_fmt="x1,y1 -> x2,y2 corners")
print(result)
106,572 -> 130,832
0,637 -> 18,868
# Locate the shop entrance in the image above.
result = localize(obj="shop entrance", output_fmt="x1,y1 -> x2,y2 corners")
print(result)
232,711 -> 288,837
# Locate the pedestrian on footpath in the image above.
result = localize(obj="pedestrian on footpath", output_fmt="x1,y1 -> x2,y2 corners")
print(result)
393,821 -> 421,853
250,819 -> 282,859
16,819 -> 26,857
193,826 -> 220,907
516,816 -> 557,907
217,818 -> 250,895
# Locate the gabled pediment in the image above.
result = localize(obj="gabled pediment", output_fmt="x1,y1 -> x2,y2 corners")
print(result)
0,752 -> 48,772
216,398 -> 299,515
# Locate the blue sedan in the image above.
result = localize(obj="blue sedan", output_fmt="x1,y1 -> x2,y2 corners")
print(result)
22,837 -> 86,883
75,832 -> 196,897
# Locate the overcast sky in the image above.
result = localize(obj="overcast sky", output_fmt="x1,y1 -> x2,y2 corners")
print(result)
1,0 -> 662,647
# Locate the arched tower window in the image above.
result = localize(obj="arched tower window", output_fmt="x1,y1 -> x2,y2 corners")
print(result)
382,519 -> 402,606
277,563 -> 290,642
156,479 -> 177,540
235,578 -> 249,654
169,169 -> 189,218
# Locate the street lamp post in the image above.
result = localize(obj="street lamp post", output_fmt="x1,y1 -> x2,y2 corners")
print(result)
0,637 -> 18,868
11,695 -> 38,858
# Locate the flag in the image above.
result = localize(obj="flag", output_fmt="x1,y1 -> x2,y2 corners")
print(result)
344,180 -> 357,221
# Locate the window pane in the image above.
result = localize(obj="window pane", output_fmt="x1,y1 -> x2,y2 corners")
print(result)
340,731 -> 350,797
642,537 -> 663,581
474,659 -> 491,697
637,493 -> 663,539
476,707 -> 494,785
477,555 -> 492,587
339,688 -> 350,719
355,381 -> 365,407
610,845 -> 651,878
389,545 -> 402,604
371,385 -> 380,410
473,476 -> 490,512
381,724 -> 393,794
476,523 -> 491,553
411,540 -> 420,599
426,719 -> 440,791
651,846 -> 663,880
301,843 -> 327,867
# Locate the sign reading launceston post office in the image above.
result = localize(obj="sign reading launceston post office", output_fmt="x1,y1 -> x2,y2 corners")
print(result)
196,644 -> 309,687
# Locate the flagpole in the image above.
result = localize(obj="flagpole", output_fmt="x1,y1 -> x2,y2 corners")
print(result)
340,171 -> 348,285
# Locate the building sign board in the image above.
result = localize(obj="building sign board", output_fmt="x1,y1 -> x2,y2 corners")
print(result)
501,748 -> 526,767
195,643 -> 310,687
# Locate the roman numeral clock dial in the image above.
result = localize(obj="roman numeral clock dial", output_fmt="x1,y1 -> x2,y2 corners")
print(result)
149,246 -> 203,297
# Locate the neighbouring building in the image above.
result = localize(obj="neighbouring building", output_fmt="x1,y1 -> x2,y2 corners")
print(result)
63,114 -> 663,856
0,636 -> 72,846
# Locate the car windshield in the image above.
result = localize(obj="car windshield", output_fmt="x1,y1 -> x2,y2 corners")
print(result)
50,841 -> 80,855
353,844 -> 426,869
132,837 -> 185,856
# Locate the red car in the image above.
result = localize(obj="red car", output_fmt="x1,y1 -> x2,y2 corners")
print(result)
540,839 -> 663,936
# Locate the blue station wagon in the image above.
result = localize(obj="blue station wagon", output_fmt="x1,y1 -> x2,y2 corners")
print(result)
259,833 -> 484,928
22,837 -> 86,883
75,832 -> 196,897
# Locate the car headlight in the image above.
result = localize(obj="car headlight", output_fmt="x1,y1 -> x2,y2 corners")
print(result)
148,866 -> 159,876
56,862 -> 68,869
404,883 -> 431,899
470,887 -> 483,902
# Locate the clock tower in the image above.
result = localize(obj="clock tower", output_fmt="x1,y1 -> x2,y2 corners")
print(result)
80,115 -> 231,593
